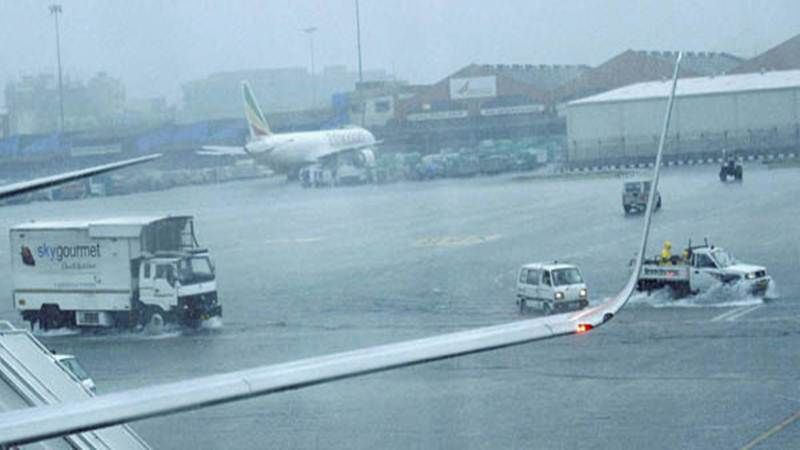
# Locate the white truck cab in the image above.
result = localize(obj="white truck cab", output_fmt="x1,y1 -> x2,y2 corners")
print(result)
516,263 -> 589,314
137,249 -> 219,328
638,243 -> 771,298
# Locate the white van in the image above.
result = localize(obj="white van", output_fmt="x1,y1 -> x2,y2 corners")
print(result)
54,353 -> 96,393
516,263 -> 589,314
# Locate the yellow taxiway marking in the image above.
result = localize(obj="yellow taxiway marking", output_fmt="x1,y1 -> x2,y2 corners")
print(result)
413,234 -> 501,248
740,410 -> 800,450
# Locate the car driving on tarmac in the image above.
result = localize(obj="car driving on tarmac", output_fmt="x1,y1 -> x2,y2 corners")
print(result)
516,262 -> 589,314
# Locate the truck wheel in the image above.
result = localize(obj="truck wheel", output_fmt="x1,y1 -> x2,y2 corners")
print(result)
519,298 -> 527,314
141,306 -> 165,333
623,205 -> 631,215
719,171 -> 726,182
735,166 -> 743,181
39,305 -> 63,331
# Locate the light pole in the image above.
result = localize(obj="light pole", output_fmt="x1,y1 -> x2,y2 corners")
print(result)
49,4 -> 65,132
355,0 -> 363,84
302,26 -> 317,108
354,0 -> 365,126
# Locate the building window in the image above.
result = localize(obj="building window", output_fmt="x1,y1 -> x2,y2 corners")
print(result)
374,100 -> 391,113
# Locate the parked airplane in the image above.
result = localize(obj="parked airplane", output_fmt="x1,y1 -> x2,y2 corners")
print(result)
0,55 -> 682,447
201,81 -> 379,181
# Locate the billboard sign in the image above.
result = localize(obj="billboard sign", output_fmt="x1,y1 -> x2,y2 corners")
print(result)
406,110 -> 469,122
449,76 -> 496,100
480,104 -> 545,116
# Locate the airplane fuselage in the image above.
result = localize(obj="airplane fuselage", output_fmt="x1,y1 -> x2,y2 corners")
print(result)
245,127 -> 376,174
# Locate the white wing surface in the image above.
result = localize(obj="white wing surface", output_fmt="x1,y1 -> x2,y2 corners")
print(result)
0,154 -> 161,201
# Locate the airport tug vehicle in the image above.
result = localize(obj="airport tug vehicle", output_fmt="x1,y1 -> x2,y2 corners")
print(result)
636,241 -> 771,299
719,150 -> 743,182
516,262 -> 589,314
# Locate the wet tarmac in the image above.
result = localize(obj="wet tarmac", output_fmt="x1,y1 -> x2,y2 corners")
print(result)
0,164 -> 798,449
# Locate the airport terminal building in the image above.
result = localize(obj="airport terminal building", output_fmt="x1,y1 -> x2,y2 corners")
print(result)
566,69 -> 800,167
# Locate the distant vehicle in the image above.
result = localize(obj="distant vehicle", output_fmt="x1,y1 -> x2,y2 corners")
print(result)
637,242 -> 771,298
54,353 -> 96,392
623,178 -> 661,214
0,321 -> 147,447
516,262 -> 589,314
719,150 -> 743,182
11,215 -> 221,330
201,81 -> 378,184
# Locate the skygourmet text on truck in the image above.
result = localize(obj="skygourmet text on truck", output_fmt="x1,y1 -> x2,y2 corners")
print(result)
11,216 -> 221,330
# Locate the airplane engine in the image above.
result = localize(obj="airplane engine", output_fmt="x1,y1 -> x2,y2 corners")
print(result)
354,149 -> 376,168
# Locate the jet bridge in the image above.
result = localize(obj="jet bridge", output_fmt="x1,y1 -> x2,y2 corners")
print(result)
0,321 -> 149,449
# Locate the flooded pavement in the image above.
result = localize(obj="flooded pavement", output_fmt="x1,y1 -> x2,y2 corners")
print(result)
0,164 -> 798,449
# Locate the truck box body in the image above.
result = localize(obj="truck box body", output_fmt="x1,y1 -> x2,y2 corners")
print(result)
12,225 -> 138,312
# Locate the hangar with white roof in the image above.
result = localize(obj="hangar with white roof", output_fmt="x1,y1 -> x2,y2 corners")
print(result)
566,69 -> 800,166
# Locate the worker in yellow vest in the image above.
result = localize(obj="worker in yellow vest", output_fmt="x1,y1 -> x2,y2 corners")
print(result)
660,241 -> 673,265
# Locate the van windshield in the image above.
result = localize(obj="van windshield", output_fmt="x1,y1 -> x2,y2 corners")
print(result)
552,268 -> 583,286
177,256 -> 215,284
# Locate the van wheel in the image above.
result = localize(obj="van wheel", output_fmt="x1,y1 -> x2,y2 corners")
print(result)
518,299 -> 527,314
542,302 -> 552,315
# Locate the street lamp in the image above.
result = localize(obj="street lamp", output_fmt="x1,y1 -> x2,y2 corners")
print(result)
302,26 -> 318,108
355,0 -> 363,84
49,4 -> 65,132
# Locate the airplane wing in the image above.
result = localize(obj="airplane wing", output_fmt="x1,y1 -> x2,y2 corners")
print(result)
0,55 -> 681,447
197,145 -> 251,157
0,154 -> 161,201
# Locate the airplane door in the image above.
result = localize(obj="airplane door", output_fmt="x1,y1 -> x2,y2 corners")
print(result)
690,253 -> 718,293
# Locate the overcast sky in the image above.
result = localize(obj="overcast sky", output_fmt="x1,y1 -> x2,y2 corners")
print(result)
1,0 -> 798,105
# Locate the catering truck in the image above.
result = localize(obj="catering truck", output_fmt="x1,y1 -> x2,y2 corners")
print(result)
11,215 -> 221,330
